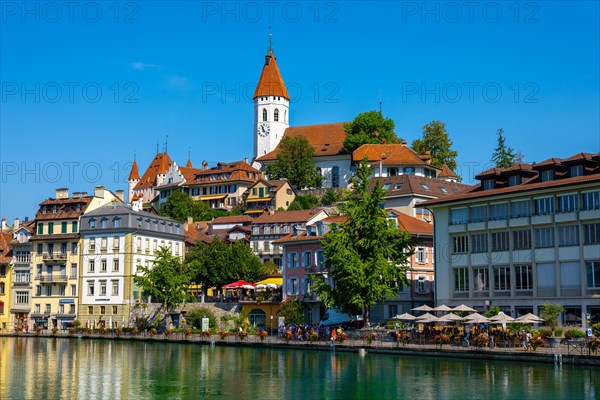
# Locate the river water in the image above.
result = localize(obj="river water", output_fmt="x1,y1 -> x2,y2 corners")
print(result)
0,337 -> 597,399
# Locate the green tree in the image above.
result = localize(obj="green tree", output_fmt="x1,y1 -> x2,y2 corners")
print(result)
484,306 -> 501,318
277,299 -> 305,325
412,120 -> 458,171
265,136 -> 323,189
160,190 -> 196,221
540,303 -> 565,334
263,261 -> 280,275
185,239 -> 265,296
343,111 -> 400,153
287,194 -> 320,210
320,189 -> 341,206
491,128 -> 516,168
185,308 -> 218,332
134,247 -> 190,310
312,159 -> 413,325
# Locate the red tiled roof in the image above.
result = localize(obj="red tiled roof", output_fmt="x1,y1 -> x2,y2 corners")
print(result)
0,232 -> 12,264
185,224 -> 211,245
322,215 -> 347,224
253,51 -> 289,99
35,196 -> 94,220
135,153 -> 173,190
178,166 -> 202,182
395,213 -> 433,236
561,152 -> 594,165
256,123 -> 349,161
186,158 -> 193,168
352,144 -> 433,167
476,163 -> 536,179
272,232 -> 324,244
423,173 -> 600,206
211,215 -> 253,225
371,175 -> 471,198
128,159 -> 140,180
253,209 -> 321,224
439,164 -> 459,178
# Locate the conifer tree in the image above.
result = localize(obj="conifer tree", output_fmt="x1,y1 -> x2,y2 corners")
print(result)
491,128 -> 516,168
412,120 -> 459,172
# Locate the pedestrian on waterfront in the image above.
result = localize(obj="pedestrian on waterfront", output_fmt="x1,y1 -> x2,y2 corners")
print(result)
520,331 -> 528,350
331,328 -> 337,342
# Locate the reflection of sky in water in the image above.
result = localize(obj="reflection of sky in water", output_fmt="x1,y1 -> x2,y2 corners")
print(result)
0,337 -> 598,400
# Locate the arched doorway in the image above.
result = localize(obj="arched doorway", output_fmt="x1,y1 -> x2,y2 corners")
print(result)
248,309 -> 266,330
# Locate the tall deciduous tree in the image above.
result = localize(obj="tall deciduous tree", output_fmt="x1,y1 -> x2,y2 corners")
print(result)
343,111 -> 400,153
185,239 -> 265,296
412,120 -> 458,172
160,191 -> 234,222
312,159 -> 413,324
491,128 -> 516,168
134,247 -> 190,310
265,135 -> 323,189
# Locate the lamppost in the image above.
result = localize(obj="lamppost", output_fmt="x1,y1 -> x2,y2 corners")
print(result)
270,314 -> 273,336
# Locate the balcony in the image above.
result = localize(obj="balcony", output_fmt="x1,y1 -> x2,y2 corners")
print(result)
13,281 -> 32,287
42,252 -> 68,262
39,274 -> 68,283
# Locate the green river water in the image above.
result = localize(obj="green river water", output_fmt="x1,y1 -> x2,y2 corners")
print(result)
0,337 -> 597,399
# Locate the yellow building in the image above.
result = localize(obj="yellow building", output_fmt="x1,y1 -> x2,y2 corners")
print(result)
243,179 -> 296,216
0,232 -> 13,331
30,187 -> 122,330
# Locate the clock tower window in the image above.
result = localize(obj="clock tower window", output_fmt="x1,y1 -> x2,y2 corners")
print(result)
262,109 -> 267,122
274,109 -> 279,122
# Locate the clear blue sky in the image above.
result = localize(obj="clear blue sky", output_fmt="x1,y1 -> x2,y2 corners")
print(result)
1,1 -> 599,221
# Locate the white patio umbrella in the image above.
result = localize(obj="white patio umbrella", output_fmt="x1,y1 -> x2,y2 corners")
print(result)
412,304 -> 434,312
433,304 -> 454,312
489,312 -> 515,323
416,312 -> 437,321
394,312 -> 417,321
516,318 -> 540,324
464,313 -> 490,324
255,284 -> 267,291
439,313 -> 463,322
241,285 -> 255,290
418,315 -> 441,324
452,304 -> 476,313
516,313 -> 543,322
266,283 -> 279,289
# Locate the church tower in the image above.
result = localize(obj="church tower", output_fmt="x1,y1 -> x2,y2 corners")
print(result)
127,157 -> 140,202
253,36 -> 290,160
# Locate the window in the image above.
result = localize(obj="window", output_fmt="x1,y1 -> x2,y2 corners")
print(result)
288,252 -> 298,269
388,167 -> 399,176
416,208 -> 432,221
508,175 -> 521,187
558,225 -> 579,246
88,306 -> 94,315
454,268 -> 469,292
34,304 -> 40,314
114,218 -> 121,228
493,266 -> 511,291
283,225 -> 290,234
101,259 -> 107,272
483,179 -> 495,190
489,203 -> 508,220
302,276 -> 312,294
274,108 -> 279,121
0,282 -> 3,295
45,304 -> 51,314
69,304 -> 75,314
58,285 -> 65,296
570,164 -> 584,177
582,191 -> 600,210
536,262 -> 556,293
113,306 -> 118,315
586,261 -> 600,288
383,183 -> 391,190
252,226 -> 260,235
35,285 -> 41,296
416,276 -> 429,294
113,259 -> 119,272
514,265 -> 533,290
71,242 -> 78,254
535,197 -> 554,215
415,247 -> 428,263
558,194 -> 578,213
584,223 -> 600,245
45,285 -> 52,296
61,222 -> 67,233
112,281 -> 119,296
72,221 -> 78,233
316,250 -> 325,267
16,292 -> 29,304
511,200 -> 531,218
89,239 -> 96,252
101,237 -> 107,250
404,167 -> 415,175
264,226 -> 271,235
513,229 -> 531,249
450,208 -> 467,225
100,281 -> 107,296
452,236 -> 468,253
541,170 -> 553,182
89,219 -> 96,229
420,183 -> 430,191
100,306 -> 106,315
48,222 -> 54,235
560,261 -> 581,290
101,219 -> 108,229
439,187 -> 447,194
302,251 -> 312,268
287,277 -> 298,295
89,260 -> 95,273
331,166 -> 340,188
70,285 -> 76,296
262,108 -> 267,122
470,234 -> 488,253
87,281 -> 95,295
534,227 -> 555,248
473,268 -> 489,291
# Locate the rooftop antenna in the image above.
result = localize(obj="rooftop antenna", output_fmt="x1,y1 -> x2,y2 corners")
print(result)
379,90 -> 383,114
165,134 -> 169,153
269,31 -> 273,52
188,147 -> 191,159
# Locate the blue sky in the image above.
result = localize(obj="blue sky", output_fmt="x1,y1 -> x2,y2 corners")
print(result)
1,1 -> 599,221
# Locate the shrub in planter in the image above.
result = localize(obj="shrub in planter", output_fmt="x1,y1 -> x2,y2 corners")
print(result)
564,328 -> 585,340
592,322 -> 600,338
539,328 -> 553,338
219,331 -> 229,340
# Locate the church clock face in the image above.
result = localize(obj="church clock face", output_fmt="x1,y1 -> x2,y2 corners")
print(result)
258,123 -> 270,137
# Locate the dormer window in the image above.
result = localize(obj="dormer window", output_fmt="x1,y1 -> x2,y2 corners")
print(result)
42,206 -> 47,214
89,219 -> 96,229
570,165 -> 584,177
420,183 -> 430,191
113,217 -> 121,228
508,175 -> 521,187
440,187 -> 448,193
541,170 -> 554,182
483,179 -> 495,190
394,183 -> 402,190
101,218 -> 108,229
52,205 -> 57,213
383,183 -> 391,190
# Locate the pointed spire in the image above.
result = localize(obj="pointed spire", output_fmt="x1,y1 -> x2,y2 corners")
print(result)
186,147 -> 193,168
253,35 -> 289,100
128,157 -> 140,180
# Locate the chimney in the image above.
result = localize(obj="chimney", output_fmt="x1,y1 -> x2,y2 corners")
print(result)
55,188 -> 69,199
1,218 -> 6,232
80,192 -> 87,198
94,186 -> 105,198
186,216 -> 193,227
245,157 -> 249,165
13,218 -> 20,230
202,160 -> 208,170
116,190 -> 125,202
401,140 -> 408,146
24,217 -> 29,223
72,192 -> 80,198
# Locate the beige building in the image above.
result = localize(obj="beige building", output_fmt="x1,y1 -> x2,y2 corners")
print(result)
29,187 -> 122,330
243,179 -> 296,216
424,152 -> 600,327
